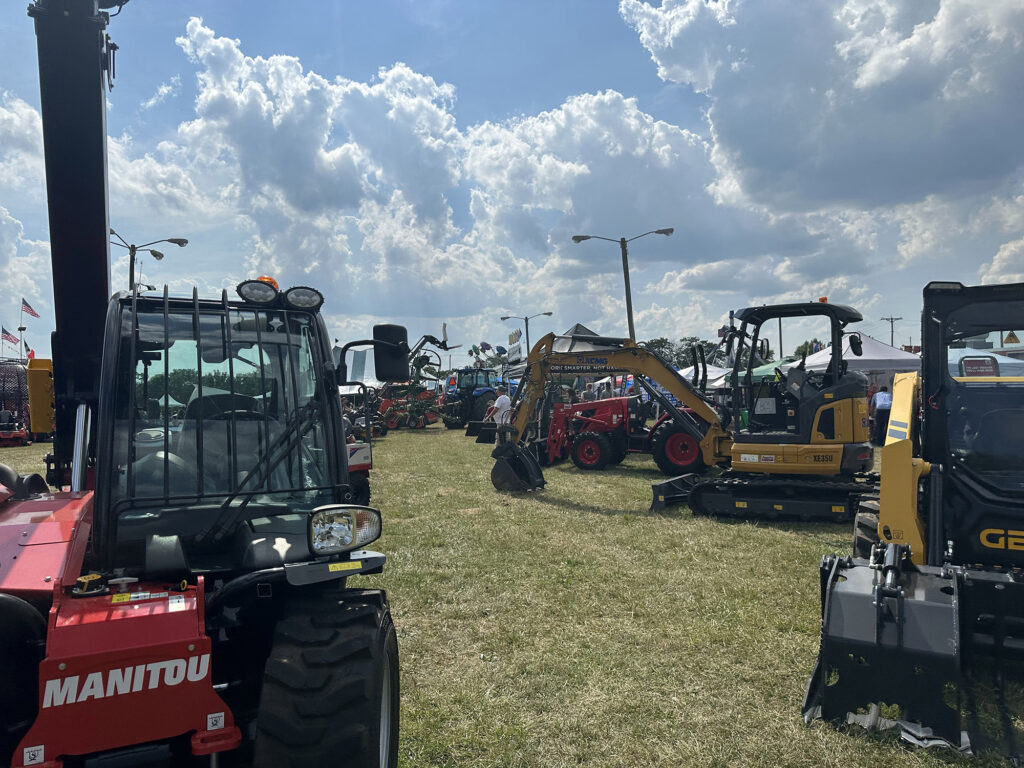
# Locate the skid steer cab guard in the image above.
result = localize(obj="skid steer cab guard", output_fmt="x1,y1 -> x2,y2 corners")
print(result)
803,280 -> 1024,755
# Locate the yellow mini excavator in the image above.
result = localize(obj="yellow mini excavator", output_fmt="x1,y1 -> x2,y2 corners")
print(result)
804,281 -> 1024,756
491,301 -> 876,521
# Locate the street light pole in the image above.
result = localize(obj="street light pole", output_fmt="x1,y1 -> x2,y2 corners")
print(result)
500,311 -> 553,353
572,228 -> 674,342
110,229 -> 189,290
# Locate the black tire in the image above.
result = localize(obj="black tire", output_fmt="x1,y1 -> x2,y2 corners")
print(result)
609,429 -> 628,465
350,472 -> 371,506
853,499 -> 880,559
650,422 -> 706,476
472,393 -> 496,422
253,591 -> 399,768
571,431 -> 612,471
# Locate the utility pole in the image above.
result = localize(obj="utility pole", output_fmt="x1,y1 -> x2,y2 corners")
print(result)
881,316 -> 902,347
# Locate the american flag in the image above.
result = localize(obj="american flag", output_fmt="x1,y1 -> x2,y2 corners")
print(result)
1,327 -> 19,345
21,298 -> 40,318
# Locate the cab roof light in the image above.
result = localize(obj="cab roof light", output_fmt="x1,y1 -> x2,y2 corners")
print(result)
237,278 -> 280,304
283,286 -> 325,312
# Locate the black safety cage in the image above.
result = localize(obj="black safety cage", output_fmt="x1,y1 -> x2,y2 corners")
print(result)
91,287 -> 348,567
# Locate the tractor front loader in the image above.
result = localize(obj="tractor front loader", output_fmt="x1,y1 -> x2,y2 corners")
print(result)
0,3 -> 408,766
494,303 -> 876,522
803,281 -> 1024,757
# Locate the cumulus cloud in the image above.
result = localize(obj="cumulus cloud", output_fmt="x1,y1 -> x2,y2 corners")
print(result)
980,237 -> 1024,285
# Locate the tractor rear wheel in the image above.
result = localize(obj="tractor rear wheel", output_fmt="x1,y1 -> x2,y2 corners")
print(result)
253,590 -> 399,768
472,394 -> 495,422
571,431 -> 612,470
650,422 -> 705,476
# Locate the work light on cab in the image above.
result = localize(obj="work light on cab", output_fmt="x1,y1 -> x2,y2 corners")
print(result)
236,277 -> 280,304
283,285 -> 325,312
308,504 -> 382,555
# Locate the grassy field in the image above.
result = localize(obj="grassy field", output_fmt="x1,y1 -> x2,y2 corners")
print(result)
0,432 -> 1005,767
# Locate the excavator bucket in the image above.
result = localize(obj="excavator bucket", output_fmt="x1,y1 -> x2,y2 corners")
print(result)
491,432 -> 545,491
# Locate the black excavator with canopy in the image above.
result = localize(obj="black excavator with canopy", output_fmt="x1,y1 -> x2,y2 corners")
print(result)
804,280 -> 1024,757
492,300 -> 877,521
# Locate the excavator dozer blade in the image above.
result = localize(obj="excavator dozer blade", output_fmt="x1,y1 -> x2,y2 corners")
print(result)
475,423 -> 497,444
491,440 -> 546,491
465,420 -> 485,437
650,474 -> 701,512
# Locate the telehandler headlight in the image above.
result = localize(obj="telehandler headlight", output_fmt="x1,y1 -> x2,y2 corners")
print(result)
308,504 -> 382,555
237,278 -> 280,304
283,286 -> 325,312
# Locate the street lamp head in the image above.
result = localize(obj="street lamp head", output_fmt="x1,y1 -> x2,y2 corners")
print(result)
500,316 -> 511,321
655,228 -> 674,236
168,238 -> 188,247
149,249 -> 164,261
541,311 -> 552,316
571,235 -> 590,244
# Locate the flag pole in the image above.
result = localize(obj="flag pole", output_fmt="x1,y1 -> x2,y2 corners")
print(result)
18,303 -> 25,362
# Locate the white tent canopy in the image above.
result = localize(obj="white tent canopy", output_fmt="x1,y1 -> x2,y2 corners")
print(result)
783,334 -> 920,373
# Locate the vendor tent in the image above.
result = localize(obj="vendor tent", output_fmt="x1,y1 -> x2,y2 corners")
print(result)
784,334 -> 919,374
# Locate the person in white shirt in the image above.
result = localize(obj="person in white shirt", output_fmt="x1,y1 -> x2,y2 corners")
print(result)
486,386 -> 512,423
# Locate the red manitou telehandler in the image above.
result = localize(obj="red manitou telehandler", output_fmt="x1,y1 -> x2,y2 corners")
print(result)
0,2 -> 407,766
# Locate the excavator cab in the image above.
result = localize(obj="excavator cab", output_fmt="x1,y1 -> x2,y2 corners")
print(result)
724,302 -> 872,474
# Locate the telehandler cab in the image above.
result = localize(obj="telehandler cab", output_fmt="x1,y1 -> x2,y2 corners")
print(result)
492,301 -> 876,521
0,3 -> 408,766
804,280 -> 1024,756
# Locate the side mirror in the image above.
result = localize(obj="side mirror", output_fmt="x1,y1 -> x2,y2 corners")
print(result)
373,324 -> 410,382
758,338 -> 770,360
849,333 -> 863,357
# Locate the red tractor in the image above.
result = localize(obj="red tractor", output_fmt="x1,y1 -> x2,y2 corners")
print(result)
0,3 -> 409,766
542,396 -> 704,473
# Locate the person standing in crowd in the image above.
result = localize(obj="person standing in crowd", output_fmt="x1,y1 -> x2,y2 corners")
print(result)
582,383 -> 597,402
486,386 -> 512,423
871,385 -> 892,445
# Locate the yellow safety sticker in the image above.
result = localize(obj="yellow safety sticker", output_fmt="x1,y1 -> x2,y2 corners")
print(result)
328,561 -> 362,573
735,501 -> 748,508
111,593 -> 130,604
832,505 -> 845,513
824,393 -> 834,399
78,573 -> 102,582
773,504 -> 783,510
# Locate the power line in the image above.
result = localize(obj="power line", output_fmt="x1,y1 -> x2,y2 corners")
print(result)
880,316 -> 903,347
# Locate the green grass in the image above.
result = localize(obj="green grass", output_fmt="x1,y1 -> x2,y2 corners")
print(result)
0,432 -> 1010,766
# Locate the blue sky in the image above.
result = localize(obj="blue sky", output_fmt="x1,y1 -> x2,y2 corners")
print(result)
2,0 -> 1023,359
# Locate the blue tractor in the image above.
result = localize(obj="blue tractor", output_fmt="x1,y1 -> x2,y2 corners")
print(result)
439,368 -> 503,429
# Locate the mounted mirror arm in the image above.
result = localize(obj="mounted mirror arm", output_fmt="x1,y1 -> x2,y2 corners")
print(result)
846,331 -> 864,357
336,324 -> 411,385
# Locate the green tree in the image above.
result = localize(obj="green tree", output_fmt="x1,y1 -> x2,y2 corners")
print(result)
793,338 -> 825,359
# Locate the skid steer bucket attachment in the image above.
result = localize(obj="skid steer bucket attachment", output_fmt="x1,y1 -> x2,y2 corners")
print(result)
491,428 -> 545,491
650,474 -> 701,511
475,422 -> 497,444
803,548 -> 966,749
465,420 -> 485,437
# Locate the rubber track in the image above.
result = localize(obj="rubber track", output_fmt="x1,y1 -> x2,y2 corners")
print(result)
689,473 -> 879,521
